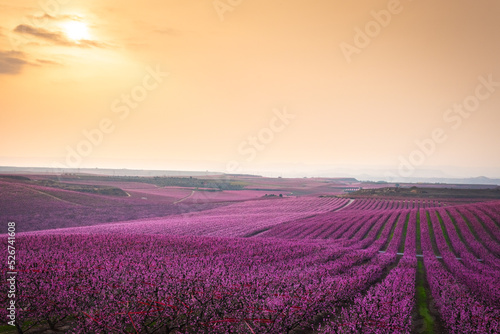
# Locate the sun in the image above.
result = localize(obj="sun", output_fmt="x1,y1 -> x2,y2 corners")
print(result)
62,21 -> 90,41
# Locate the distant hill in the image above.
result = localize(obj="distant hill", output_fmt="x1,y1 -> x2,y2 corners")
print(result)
346,186 -> 500,200
0,166 -> 223,177
366,175 -> 500,186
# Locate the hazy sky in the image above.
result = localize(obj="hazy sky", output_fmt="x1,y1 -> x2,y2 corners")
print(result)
1,0 -> 499,178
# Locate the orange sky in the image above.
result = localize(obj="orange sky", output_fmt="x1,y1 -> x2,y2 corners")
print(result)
1,0 -> 499,178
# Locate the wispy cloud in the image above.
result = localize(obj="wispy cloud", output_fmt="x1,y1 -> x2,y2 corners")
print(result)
13,24 -> 111,48
14,24 -> 67,44
0,50 -> 28,74
32,13 -> 84,21
25,13 -> 85,26
0,49 -> 61,75
36,58 -> 61,65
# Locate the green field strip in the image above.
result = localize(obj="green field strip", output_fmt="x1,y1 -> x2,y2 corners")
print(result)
476,207 -> 500,230
398,212 -> 410,253
302,254 -> 402,333
435,211 -> 456,256
471,209 -> 500,244
380,213 -> 401,252
458,210 -> 499,258
459,210 -> 486,242
426,211 -> 441,256
360,214 -> 383,240
445,210 -> 479,259
414,259 -> 439,334
416,210 -> 422,255
375,214 -> 393,240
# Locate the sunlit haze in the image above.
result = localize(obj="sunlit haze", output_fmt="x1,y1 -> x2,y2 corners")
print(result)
1,0 -> 499,179
61,20 -> 90,41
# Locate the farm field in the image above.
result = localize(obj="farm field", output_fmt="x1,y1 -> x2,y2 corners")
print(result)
0,179 -> 224,233
1,174 -> 500,333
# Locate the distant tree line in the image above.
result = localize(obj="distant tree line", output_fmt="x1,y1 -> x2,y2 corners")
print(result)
59,174 -> 246,190
33,180 -> 129,197
148,176 -> 245,190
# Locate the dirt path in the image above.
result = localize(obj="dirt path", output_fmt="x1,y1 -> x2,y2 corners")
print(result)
334,198 -> 355,212
174,190 -> 195,204
20,185 -> 83,206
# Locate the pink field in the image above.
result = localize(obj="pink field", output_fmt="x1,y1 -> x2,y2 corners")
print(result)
1,175 -> 500,333
125,187 -> 194,202
0,179 -> 222,232
33,197 -> 350,237
182,189 -> 278,203
42,179 -> 160,190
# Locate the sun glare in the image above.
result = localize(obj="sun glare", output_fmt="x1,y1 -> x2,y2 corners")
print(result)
63,21 -> 90,41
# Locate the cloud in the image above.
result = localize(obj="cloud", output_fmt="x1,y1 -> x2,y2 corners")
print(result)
13,24 -> 111,48
27,13 -> 85,24
0,50 -> 28,74
36,58 -> 61,65
79,39 -> 111,48
14,24 -> 68,44
0,50 -> 61,75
